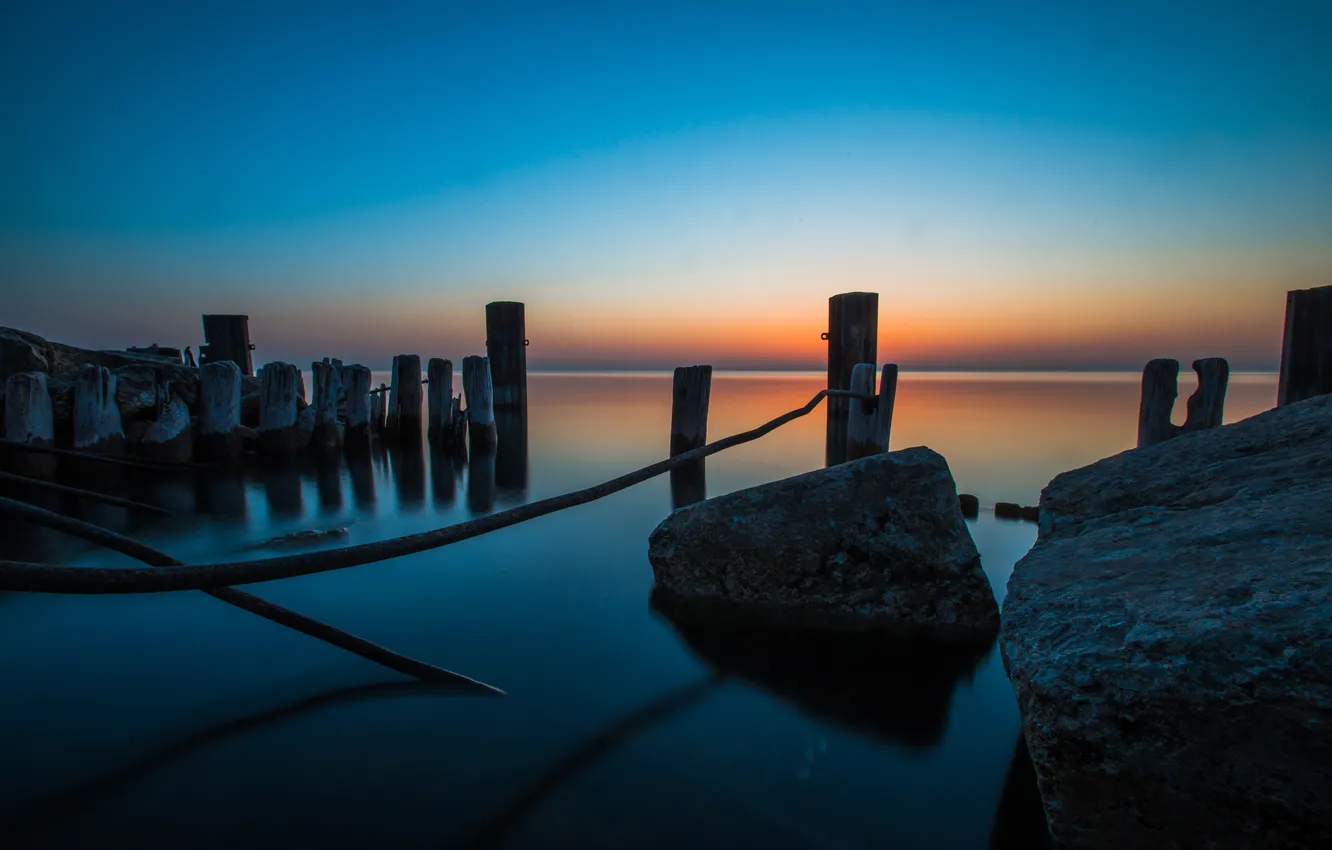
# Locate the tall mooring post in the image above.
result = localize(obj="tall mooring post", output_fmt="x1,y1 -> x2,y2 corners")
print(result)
1278,285 -> 1332,406
825,292 -> 879,466
486,301 -> 527,415
669,365 -> 711,509
200,315 -> 254,376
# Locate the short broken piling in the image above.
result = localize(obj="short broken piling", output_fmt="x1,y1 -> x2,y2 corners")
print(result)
1137,358 -> 1180,448
310,358 -> 344,454
825,292 -> 879,466
199,360 -> 242,462
1181,357 -> 1229,433
1277,285 -> 1332,406
73,365 -> 124,454
258,362 -> 301,462
341,364 -> 373,452
845,363 -> 897,461
4,372 -> 55,476
139,396 -> 193,463
427,358 -> 454,442
463,355 -> 496,449
370,383 -> 388,436
386,355 -> 423,440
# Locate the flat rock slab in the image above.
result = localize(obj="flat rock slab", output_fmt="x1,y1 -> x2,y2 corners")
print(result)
1001,394 -> 1332,849
648,446 -> 999,641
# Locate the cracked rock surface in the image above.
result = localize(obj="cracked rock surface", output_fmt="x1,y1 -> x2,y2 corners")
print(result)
1002,393 -> 1332,849
647,446 -> 999,641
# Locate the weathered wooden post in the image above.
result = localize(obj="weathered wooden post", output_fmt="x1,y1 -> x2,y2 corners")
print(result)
198,360 -> 242,462
258,361 -> 301,461
370,383 -> 388,435
310,358 -> 343,454
200,314 -> 254,376
845,363 -> 898,461
341,364 -> 372,452
1277,285 -> 1332,406
4,372 -> 55,476
139,393 -> 193,463
1138,358 -> 1180,448
669,366 -> 712,456
486,301 -> 528,415
825,292 -> 878,466
427,358 -> 454,441
462,355 -> 496,448
386,354 -> 423,440
73,364 -> 124,454
1181,357 -> 1229,433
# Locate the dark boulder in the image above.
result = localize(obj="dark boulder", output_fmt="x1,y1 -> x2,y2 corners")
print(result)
648,446 -> 999,641
1002,394 -> 1332,849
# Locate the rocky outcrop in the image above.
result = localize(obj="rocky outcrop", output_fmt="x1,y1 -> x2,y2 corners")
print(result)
1002,394 -> 1332,849
648,447 -> 999,641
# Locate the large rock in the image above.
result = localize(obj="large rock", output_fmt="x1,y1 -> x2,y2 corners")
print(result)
0,327 -> 50,384
1001,394 -> 1332,849
648,447 -> 999,641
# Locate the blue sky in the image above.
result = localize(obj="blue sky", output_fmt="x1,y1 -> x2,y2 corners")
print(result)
3,0 -> 1329,369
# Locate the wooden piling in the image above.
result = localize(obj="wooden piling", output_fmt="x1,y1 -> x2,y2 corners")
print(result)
258,362 -> 301,461
370,383 -> 388,435
139,397 -> 193,463
845,364 -> 879,461
825,292 -> 879,466
200,314 -> 254,376
486,301 -> 528,414
876,363 -> 899,451
669,366 -> 712,456
310,358 -> 343,453
1277,285 -> 1332,406
462,355 -> 496,449
341,364 -> 373,452
73,365 -> 124,454
198,360 -> 242,462
1181,357 -> 1229,434
4,372 -> 55,477
427,358 -> 454,441
386,354 -> 423,440
1137,358 -> 1180,448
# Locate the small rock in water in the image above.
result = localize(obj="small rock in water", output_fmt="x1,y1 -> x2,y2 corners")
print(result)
994,501 -> 1038,522
258,527 -> 351,549
958,493 -> 980,519
648,446 -> 999,641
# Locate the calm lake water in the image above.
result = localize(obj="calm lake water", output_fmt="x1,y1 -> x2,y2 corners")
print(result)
0,371 -> 1279,849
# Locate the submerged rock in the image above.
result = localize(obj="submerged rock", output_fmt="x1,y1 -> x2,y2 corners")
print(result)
1002,394 -> 1332,849
256,527 -> 351,549
648,446 -> 999,641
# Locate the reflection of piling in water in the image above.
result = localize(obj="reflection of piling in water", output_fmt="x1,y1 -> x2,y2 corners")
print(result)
347,453 -> 376,510
429,444 -> 457,507
494,411 -> 528,495
467,444 -> 496,514
650,588 -> 992,748
263,468 -> 304,517
990,734 -> 1053,849
391,443 -> 426,509
195,471 -> 247,517
315,461 -> 343,513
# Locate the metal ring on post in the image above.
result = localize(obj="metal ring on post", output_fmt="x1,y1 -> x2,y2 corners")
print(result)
820,332 -> 829,340
524,340 -> 530,346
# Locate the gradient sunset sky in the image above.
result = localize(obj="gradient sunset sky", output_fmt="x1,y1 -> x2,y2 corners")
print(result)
3,1 -> 1329,370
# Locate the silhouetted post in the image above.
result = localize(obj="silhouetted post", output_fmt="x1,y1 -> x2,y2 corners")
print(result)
825,292 -> 878,466
199,360 -> 242,462
486,301 -> 527,414
427,358 -> 454,441
386,354 -> 423,440
200,314 -> 254,376
310,358 -> 343,453
463,355 -> 496,448
370,383 -> 387,435
74,364 -> 124,454
258,361 -> 301,461
669,366 -> 712,456
846,363 -> 886,461
341,364 -> 372,453
1181,357 -> 1229,433
4,372 -> 55,476
668,365 -> 711,508
1138,358 -> 1180,448
1277,285 -> 1332,406
877,363 -> 899,450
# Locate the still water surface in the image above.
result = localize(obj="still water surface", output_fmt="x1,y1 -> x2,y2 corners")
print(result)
0,371 -> 1279,849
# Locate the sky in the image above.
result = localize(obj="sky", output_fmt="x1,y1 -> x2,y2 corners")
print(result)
2,0 -> 1329,371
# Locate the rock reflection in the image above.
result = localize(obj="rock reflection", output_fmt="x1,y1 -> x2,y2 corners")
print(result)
990,733 -> 1053,849
650,588 -> 993,748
